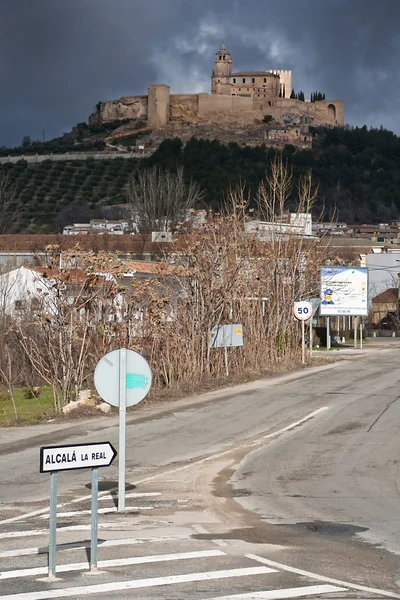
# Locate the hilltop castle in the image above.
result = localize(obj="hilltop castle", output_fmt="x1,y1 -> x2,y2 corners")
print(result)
90,43 -> 344,131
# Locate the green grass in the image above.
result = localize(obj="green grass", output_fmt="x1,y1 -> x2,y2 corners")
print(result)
0,386 -> 56,426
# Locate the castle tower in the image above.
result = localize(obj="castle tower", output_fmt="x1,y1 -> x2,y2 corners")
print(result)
268,70 -> 292,98
212,42 -> 232,95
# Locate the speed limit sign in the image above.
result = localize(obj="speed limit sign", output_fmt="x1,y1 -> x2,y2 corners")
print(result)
293,301 -> 313,321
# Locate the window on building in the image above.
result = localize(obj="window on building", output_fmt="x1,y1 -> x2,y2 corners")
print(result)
252,78 -> 255,84
264,78 -> 267,83
242,78 -> 246,83
219,56 -> 222,60
223,55 -> 226,59
233,78 -> 236,83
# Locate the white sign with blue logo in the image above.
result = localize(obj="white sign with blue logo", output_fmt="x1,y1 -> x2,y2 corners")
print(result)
94,348 -> 152,407
320,267 -> 368,316
94,348 -> 152,513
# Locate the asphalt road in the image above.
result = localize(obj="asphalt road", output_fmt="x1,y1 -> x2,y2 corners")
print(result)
1,340 -> 400,598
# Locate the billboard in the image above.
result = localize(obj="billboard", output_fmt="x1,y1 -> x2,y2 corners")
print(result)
320,267 -> 368,316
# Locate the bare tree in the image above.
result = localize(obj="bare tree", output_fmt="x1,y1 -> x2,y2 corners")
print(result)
127,166 -> 203,233
0,173 -> 23,233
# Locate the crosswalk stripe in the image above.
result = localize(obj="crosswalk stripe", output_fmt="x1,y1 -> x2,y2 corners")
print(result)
98,492 -> 161,500
39,506 -> 153,518
246,554 -> 400,599
0,523 -> 185,539
0,549 -> 225,580
206,584 -> 348,599
0,567 -> 274,599
0,534 -> 192,558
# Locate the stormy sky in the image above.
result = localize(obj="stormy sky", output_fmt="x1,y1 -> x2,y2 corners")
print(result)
0,0 -> 399,147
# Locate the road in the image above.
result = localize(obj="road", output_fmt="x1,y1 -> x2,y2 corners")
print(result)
1,340 -> 400,598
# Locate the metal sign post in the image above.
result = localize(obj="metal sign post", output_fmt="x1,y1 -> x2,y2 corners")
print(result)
327,316 -> 331,349
224,343 -> 229,377
49,471 -> 58,580
118,348 -> 127,512
293,301 -> 313,364
91,468 -> 99,571
94,349 -> 152,512
40,441 -> 117,578
354,317 -> 358,349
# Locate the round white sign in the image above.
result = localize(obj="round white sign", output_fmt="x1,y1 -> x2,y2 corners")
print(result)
293,301 -> 313,321
94,348 -> 152,407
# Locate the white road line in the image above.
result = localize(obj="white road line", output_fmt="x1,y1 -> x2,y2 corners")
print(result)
0,406 -> 329,526
247,554 -> 400,599
39,505 -> 154,518
261,407 -> 328,440
98,491 -> 161,501
0,534 -> 192,558
206,584 -> 348,599
0,549 -> 225,580
0,567 -> 274,599
0,525 -> 190,539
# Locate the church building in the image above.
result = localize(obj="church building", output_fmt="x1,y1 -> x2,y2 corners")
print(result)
211,42 -> 292,99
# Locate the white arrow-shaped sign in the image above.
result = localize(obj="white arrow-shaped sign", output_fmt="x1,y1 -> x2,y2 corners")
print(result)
40,442 -> 117,473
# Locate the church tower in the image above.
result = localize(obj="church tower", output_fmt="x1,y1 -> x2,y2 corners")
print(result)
212,42 -> 232,95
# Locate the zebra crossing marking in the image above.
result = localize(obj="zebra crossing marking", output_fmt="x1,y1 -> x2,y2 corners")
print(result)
0,567 -> 274,599
0,549 -> 226,580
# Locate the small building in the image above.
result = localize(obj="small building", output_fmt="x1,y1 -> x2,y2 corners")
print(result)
370,287 -> 399,327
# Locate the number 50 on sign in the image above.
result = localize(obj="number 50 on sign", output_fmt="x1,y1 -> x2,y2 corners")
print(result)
293,301 -> 313,321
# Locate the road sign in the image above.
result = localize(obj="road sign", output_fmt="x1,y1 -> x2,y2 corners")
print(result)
94,348 -> 152,513
293,301 -> 313,321
210,324 -> 244,348
94,348 -> 152,407
40,442 -> 117,473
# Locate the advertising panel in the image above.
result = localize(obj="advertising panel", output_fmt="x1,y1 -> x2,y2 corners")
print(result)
320,267 -> 368,316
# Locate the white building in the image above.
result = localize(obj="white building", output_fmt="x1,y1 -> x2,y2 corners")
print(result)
245,212 -> 313,241
0,266 -> 56,315
63,219 -> 130,235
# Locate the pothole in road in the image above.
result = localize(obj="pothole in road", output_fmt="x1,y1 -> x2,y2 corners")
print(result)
276,520 -> 368,537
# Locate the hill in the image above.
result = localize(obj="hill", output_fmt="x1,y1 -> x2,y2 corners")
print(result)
1,126 -> 400,232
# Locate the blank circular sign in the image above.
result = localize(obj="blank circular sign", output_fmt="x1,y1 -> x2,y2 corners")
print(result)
94,348 -> 152,407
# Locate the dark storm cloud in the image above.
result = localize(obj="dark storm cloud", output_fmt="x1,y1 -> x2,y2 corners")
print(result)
0,0 -> 399,146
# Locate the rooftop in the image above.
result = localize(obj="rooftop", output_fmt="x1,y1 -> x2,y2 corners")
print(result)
372,288 -> 399,303
232,71 -> 279,78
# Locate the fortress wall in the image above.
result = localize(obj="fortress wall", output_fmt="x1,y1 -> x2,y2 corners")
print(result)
198,93 -> 256,115
90,96 -> 148,124
169,94 -> 199,120
90,90 -> 344,129
253,98 -> 344,127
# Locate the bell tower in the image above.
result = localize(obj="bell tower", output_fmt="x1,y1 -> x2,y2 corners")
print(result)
212,42 -> 232,95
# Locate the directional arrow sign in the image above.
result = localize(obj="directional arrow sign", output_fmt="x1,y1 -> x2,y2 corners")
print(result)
40,442 -> 117,473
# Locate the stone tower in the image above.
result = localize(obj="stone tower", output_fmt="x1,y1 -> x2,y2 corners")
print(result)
212,42 -> 232,95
